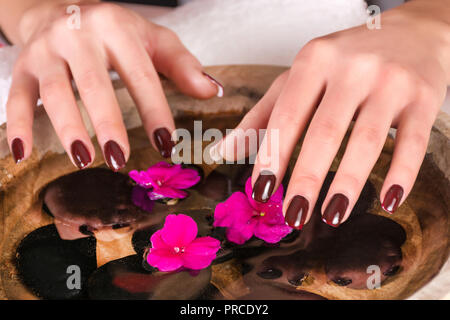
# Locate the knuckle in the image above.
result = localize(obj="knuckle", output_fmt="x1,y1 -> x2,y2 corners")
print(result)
403,132 -> 429,153
357,125 -> 385,149
415,80 -> 440,107
275,109 -> 303,128
156,25 -> 178,40
76,70 -> 104,96
395,163 -> 418,180
295,37 -> 333,64
88,3 -> 124,23
335,173 -> 361,193
308,116 -> 344,146
56,123 -> 80,139
382,63 -> 414,87
94,119 -> 121,133
126,66 -> 156,85
39,77 -> 66,102
291,172 -> 322,190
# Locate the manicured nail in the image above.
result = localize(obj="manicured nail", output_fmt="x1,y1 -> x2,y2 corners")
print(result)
252,170 -> 276,203
11,138 -> 24,163
322,193 -> 349,227
70,140 -> 91,169
381,184 -> 404,214
203,72 -> 224,97
285,195 -> 309,230
104,140 -> 126,172
153,127 -> 175,158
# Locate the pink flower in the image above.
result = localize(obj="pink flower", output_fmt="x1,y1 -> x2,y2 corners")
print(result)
213,177 -> 292,244
129,162 -> 200,200
147,214 -> 221,272
131,186 -> 155,212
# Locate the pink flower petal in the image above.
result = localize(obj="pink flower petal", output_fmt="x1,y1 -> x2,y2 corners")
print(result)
129,170 -> 152,187
225,219 -> 257,244
165,168 -> 201,189
185,236 -> 221,256
150,230 -> 167,249
147,248 -> 184,272
161,214 -> 198,247
148,187 -> 188,200
254,220 -> 292,243
153,161 -> 172,168
131,186 -> 155,212
182,236 -> 221,270
213,192 -> 254,228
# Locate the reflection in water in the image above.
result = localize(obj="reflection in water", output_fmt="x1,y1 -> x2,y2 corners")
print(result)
16,165 -> 406,299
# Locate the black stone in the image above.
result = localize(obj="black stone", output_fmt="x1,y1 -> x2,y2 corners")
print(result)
16,224 -> 97,300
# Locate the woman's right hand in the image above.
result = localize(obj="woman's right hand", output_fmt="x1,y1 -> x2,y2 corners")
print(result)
6,1 -> 222,169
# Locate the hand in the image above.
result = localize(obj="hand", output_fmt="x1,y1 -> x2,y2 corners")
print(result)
216,1 -> 450,228
6,1 -> 222,169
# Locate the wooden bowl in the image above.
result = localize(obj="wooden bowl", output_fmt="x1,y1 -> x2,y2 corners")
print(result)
0,65 -> 448,300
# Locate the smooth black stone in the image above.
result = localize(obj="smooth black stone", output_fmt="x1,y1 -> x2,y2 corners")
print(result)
42,168 -> 149,229
16,224 -> 97,300
256,268 -> 283,280
194,170 -> 230,201
333,278 -> 353,286
87,255 -> 215,300
383,265 -> 401,276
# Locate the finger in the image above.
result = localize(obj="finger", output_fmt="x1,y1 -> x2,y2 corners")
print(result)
106,32 -> 176,159
283,83 -> 365,229
6,68 -> 38,163
212,71 -> 289,162
320,91 -> 397,227
150,26 -> 222,99
38,58 -> 95,169
67,44 -> 129,171
251,64 -> 326,203
380,105 -> 434,214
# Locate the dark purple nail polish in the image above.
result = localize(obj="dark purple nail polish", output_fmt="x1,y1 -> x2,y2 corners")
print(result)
11,138 -> 24,164
153,127 -> 175,158
322,193 -> 349,227
70,140 -> 91,169
104,140 -> 126,172
252,170 -> 276,203
202,72 -> 224,97
381,184 -> 404,214
285,195 -> 309,230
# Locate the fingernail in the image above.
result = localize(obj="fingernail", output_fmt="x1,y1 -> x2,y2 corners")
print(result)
203,72 -> 224,97
322,193 -> 349,227
70,140 -> 91,169
381,184 -> 404,214
153,127 -> 175,158
252,170 -> 276,203
285,195 -> 309,230
104,140 -> 126,172
11,138 -> 24,163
